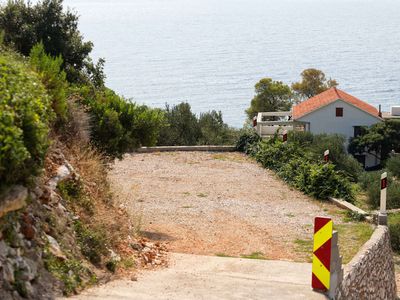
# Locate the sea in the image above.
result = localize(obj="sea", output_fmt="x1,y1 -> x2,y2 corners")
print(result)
65,0 -> 400,128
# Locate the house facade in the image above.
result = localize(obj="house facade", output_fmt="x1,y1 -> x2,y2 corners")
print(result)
255,87 -> 383,168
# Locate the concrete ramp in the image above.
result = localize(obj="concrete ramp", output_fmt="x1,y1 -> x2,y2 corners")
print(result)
69,253 -> 327,300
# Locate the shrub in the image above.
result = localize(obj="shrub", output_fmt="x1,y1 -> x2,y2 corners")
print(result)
386,155 -> 400,178
361,171 -> 400,209
198,110 -> 239,145
77,87 -> 165,157
243,136 -> 355,202
29,43 -> 68,124
74,220 -> 107,264
236,129 -> 261,153
0,51 -> 52,188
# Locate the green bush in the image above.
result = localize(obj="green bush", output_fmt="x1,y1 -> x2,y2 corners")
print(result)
386,155 -> 400,178
360,171 -> 400,209
389,213 -> 400,252
238,134 -> 355,201
0,51 -> 52,188
29,43 -> 68,124
292,133 -> 363,181
77,87 -> 165,157
236,129 -> 262,153
74,220 -> 107,264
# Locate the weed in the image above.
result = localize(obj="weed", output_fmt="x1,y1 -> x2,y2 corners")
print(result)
197,193 -> 208,198
74,220 -> 107,264
215,253 -> 234,258
105,260 -> 117,273
294,239 -> 313,262
44,253 -> 94,296
58,179 -> 94,214
334,223 -> 374,263
120,257 -> 136,269
240,252 -> 266,260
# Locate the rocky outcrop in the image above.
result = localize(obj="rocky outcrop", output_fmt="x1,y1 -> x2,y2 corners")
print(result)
0,186 -> 28,218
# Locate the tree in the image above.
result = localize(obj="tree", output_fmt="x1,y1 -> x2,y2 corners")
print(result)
246,78 -> 292,119
348,120 -> 400,162
292,69 -> 338,101
0,0 -> 98,83
157,103 -> 201,146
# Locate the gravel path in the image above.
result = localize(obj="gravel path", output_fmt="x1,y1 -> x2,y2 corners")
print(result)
109,152 -> 343,261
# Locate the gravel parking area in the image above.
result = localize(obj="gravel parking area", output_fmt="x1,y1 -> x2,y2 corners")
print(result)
109,151 -> 344,261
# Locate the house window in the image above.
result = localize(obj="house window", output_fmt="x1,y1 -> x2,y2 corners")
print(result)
336,107 -> 343,117
354,126 -> 363,137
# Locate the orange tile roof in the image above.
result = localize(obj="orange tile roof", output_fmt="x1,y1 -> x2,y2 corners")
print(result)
292,87 -> 381,120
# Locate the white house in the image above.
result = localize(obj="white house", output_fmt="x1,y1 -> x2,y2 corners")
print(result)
255,87 -> 383,168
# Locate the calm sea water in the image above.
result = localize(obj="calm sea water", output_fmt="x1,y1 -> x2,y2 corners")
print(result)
65,0 -> 400,127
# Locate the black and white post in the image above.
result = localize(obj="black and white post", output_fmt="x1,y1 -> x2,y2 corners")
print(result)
324,150 -> 330,162
378,172 -> 388,225
282,130 -> 288,143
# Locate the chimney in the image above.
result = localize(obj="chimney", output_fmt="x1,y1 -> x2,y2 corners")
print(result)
379,104 -> 382,117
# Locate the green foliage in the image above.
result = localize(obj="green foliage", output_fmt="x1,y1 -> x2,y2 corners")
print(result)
0,50 -> 52,188
349,120 -> 400,163
389,213 -> 400,253
29,42 -> 68,123
304,134 -> 363,181
157,102 -> 200,146
198,110 -> 239,145
235,129 -> 261,153
74,220 -> 108,264
157,102 -> 239,146
386,155 -> 400,178
359,171 -> 400,209
105,260 -> 117,273
238,134 -> 355,201
58,179 -> 94,214
246,78 -> 292,119
291,68 -> 338,101
44,254 -> 95,296
0,0 -> 94,83
77,87 -> 165,157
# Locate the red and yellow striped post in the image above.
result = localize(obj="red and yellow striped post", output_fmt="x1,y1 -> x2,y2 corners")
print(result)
312,217 -> 333,292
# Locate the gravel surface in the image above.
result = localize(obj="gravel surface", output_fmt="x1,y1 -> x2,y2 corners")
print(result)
109,152 -> 344,261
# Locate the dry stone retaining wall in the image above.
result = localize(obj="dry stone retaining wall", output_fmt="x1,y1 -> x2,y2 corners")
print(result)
336,226 -> 397,299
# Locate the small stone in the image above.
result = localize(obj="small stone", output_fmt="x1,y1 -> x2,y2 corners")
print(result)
2,259 -> 15,284
46,234 -> 66,260
130,243 -> 143,251
131,275 -> 138,281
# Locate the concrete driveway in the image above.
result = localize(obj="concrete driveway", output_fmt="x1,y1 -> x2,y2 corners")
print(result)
67,253 -> 327,300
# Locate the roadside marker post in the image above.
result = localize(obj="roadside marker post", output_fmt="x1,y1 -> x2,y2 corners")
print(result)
324,150 -> 330,162
252,116 -> 257,127
282,130 -> 288,143
312,217 -> 332,292
378,172 -> 388,225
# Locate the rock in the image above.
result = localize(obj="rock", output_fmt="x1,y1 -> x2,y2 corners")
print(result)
131,275 -> 138,281
109,250 -> 121,262
32,187 -> 44,198
2,259 -> 15,284
48,165 -> 71,190
20,213 -> 36,240
0,240 -> 9,260
130,243 -> 143,251
46,235 -> 66,260
0,185 -> 28,218
18,258 -> 37,281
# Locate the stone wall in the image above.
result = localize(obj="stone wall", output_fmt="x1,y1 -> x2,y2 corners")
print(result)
336,226 -> 397,299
